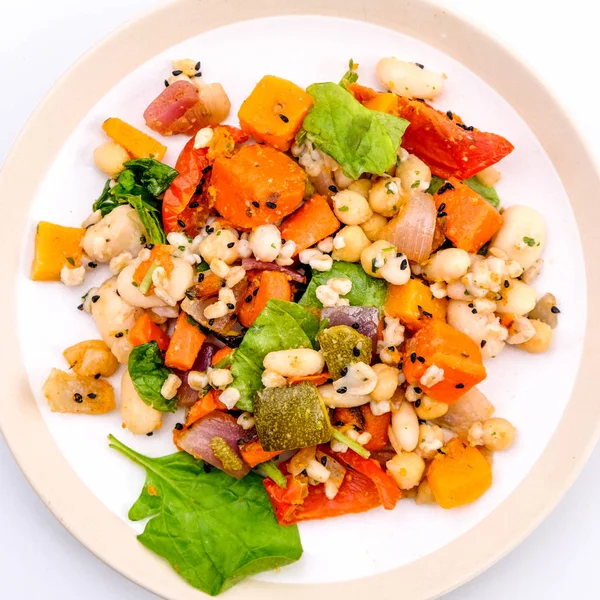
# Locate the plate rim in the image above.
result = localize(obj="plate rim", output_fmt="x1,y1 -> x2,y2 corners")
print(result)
1,0 -> 599,598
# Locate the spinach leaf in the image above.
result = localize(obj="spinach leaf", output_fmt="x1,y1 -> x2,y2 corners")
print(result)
426,175 -> 446,195
464,176 -> 501,208
128,342 -> 177,412
231,299 -> 319,411
123,158 -> 178,197
301,82 -> 409,180
299,261 -> 388,310
108,436 -> 302,596
128,195 -> 167,244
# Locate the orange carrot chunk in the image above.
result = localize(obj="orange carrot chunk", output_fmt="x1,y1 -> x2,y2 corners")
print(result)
279,194 -> 340,254
403,320 -> 486,404
211,144 -> 307,229
238,271 -> 291,328
129,313 -> 171,352
184,390 -> 227,430
239,438 -> 283,468
165,312 -> 206,371
360,404 -> 391,452
238,75 -> 314,152
434,178 -> 504,253
211,346 -> 233,367
385,278 -> 447,331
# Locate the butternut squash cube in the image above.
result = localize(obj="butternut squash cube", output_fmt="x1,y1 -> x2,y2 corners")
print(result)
385,278 -> 447,331
31,221 -> 85,281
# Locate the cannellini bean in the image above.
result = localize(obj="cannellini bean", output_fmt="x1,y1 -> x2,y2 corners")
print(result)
248,224 -> 281,262
200,229 -> 239,265
391,400 -> 419,451
360,240 -> 397,278
318,384 -> 370,408
306,459 -> 330,483
517,319 -> 553,353
333,190 -> 373,225
82,205 -> 145,263
360,213 -> 388,242
347,179 -> 372,199
481,418 -> 516,450
219,387 -> 241,409
386,451 -> 426,490
263,348 -> 325,378
371,364 -> 399,402
121,370 -> 162,435
368,177 -> 405,217
423,248 -> 471,283
415,394 -> 448,420
333,362 -> 378,396
491,205 -> 545,269
376,57 -> 444,100
93,141 -> 130,176
395,154 -> 431,192
332,226 -> 371,263
496,280 -> 537,316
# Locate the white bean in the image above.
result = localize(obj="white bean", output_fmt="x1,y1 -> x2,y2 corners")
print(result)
371,364 -> 399,402
263,348 -> 324,378
200,229 -> 240,265
121,370 -> 162,435
248,224 -> 281,262
391,400 -> 419,451
376,57 -> 444,100
332,362 -> 378,396
491,205 -> 545,269
333,190 -> 373,225
423,248 -> 471,283
318,384 -> 370,408
379,252 -> 411,285
93,142 -> 130,176
386,451 -> 426,490
496,280 -> 537,315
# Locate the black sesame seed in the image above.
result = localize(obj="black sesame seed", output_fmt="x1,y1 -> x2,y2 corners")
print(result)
208,319 -> 215,326
422,310 -> 433,318
195,61 -> 201,71
551,306 -> 561,314
413,386 -> 422,394
87,393 -> 97,399
438,212 -> 448,218
279,114 -> 289,123
88,262 -> 98,269
175,422 -> 184,431
455,383 -> 465,389
227,242 -> 235,248
437,449 -> 446,455
198,273 -> 205,282
164,79 -> 169,87
221,281 -> 226,288
471,308 -> 478,314
400,259 -> 408,270
481,340 -> 487,348
73,393 -> 83,403
457,123 -> 474,131
146,432 -> 153,436
321,456 -> 327,466
172,69 -> 183,76
388,345 -> 395,351
202,165 -> 213,174
77,303 -> 84,311
341,366 -> 348,376
410,352 -> 417,363
177,219 -> 186,228
252,201 -> 260,208
468,303 -> 474,308
91,295 -> 100,303
245,295 -> 253,303
437,182 -> 455,195
266,201 -> 277,209
206,226 -> 214,234
253,288 -> 259,296
336,386 -> 347,394
227,303 -> 235,310
504,280 -> 510,288
351,322 -> 360,329
438,202 -> 446,212
335,420 -> 344,427
417,356 -> 426,364
115,332 -> 124,338
195,72 -> 203,77
418,418 -> 426,425
397,362 -> 403,370
415,399 -> 422,408
446,110 -> 453,120
203,463 -> 212,473
415,62 -> 425,69
189,201 -> 200,209
94,373 -> 101,380
146,243 -> 155,250
328,185 -> 338,193
352,347 -> 360,357
194,184 -> 203,195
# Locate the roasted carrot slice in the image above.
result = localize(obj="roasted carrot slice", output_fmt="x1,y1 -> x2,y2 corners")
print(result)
238,271 -> 292,328
129,313 -> 170,352
360,404 -> 391,452
239,438 -> 283,468
165,312 -> 206,371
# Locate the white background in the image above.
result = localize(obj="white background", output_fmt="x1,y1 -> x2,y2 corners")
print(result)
0,0 -> 598,598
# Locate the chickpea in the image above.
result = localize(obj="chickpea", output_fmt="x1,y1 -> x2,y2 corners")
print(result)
334,169 -> 354,190
332,226 -> 371,263
518,319 -> 553,354
368,177 -> 406,217
333,190 -> 373,225
423,248 -> 471,283
347,178 -> 372,199
371,364 -> 399,402
415,479 -> 436,505
395,154 -> 431,192
93,141 -> 130,176
248,224 -> 281,262
415,394 -> 448,420
481,418 -> 516,451
360,213 -> 388,242
415,423 -> 444,460
360,240 -> 397,278
199,228 -> 239,265
386,451 -> 426,490
496,280 -> 537,316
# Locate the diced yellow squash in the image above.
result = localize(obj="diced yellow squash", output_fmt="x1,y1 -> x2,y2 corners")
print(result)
102,117 -> 167,160
31,221 -> 84,281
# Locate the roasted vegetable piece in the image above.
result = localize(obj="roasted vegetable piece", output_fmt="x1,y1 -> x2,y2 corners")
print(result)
183,390 -> 226,429
321,306 -> 379,354
395,97 -> 514,180
42,368 -> 116,414
279,194 -> 340,254
238,430 -> 283,468
363,92 -> 398,113
63,339 -> 119,378
102,117 -> 167,160
128,314 -> 171,353
211,144 -> 307,229
31,221 -> 85,281
238,75 -> 314,151
238,270 -> 292,329
403,320 -> 486,404
254,382 -> 332,451
433,387 -> 495,435
121,369 -> 162,435
433,178 -> 504,253
527,292 -> 559,329
165,312 -> 206,371
385,278 -> 447,331
360,404 -> 391,451
317,325 -> 372,380
427,437 -> 492,508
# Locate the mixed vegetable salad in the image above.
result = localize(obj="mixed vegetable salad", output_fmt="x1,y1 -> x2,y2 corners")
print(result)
32,56 -> 559,595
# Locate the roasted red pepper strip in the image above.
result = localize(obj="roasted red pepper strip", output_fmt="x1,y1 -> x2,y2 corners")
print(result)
396,97 -> 514,180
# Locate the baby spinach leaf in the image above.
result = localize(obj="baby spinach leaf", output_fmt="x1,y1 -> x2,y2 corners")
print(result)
128,342 -> 177,412
108,436 -> 302,596
123,158 -> 178,197
426,175 -> 446,195
301,82 -> 409,180
230,300 -> 319,411
464,176 -> 501,208
299,261 -> 388,310
127,195 -> 166,244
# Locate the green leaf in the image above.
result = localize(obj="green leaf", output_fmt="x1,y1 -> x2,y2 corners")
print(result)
339,58 -> 359,87
464,176 -> 501,208
123,158 -> 178,197
230,300 -> 319,411
128,342 -> 177,412
128,195 -> 167,244
426,175 -> 446,195
302,82 -> 409,179
299,261 -> 388,309
108,436 -> 302,596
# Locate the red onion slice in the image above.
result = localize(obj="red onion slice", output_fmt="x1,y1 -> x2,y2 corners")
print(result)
241,258 -> 306,283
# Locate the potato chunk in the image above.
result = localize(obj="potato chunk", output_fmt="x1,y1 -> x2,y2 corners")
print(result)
63,340 -> 119,378
42,368 -> 116,415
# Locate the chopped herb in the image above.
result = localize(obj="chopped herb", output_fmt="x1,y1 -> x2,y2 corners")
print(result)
523,236 -> 536,247
66,257 -> 75,266
338,205 -> 350,212
411,180 -> 421,189
371,258 -> 378,273
139,262 -> 158,295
